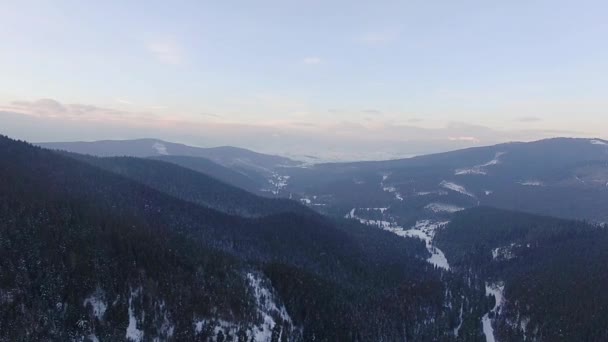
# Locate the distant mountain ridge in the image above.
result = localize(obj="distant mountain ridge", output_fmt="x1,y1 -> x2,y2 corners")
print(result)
282,137 -> 608,222
67,153 -> 311,218
38,138 -> 302,172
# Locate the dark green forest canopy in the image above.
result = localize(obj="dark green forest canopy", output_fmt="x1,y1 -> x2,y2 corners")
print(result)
436,206 -> 608,341
0,135 -> 457,341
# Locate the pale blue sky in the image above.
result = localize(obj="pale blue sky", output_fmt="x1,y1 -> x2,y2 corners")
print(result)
1,1 -> 607,159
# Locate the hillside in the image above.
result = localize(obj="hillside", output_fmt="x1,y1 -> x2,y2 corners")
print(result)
38,139 -> 301,184
67,153 -> 309,218
151,155 -> 266,194
0,135 -> 462,341
282,137 -> 608,222
435,207 -> 608,341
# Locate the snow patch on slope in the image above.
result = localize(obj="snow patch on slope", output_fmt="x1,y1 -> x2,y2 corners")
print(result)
440,181 -> 476,197
455,152 -> 505,175
126,288 -> 144,342
591,139 -> 607,145
247,273 -> 293,341
454,302 -> 464,337
267,173 -> 290,195
83,288 -> 107,320
385,222 -> 450,270
152,142 -> 169,155
519,180 -> 543,186
193,273 -> 296,341
399,220 -> 451,270
482,282 -> 505,342
381,174 -> 404,201
345,210 -> 452,270
425,203 -> 464,213
382,185 -> 404,201
157,300 -> 175,340
492,243 -> 519,261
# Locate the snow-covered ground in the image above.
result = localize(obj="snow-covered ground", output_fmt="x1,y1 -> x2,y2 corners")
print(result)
492,243 -> 519,261
152,142 -> 169,155
299,195 -> 326,207
440,181 -> 476,198
300,197 -> 311,204
591,139 -> 608,145
453,302 -> 464,337
382,185 -> 404,201
346,209 -> 451,270
126,288 -> 144,342
399,220 -> 450,270
519,180 -> 543,186
193,273 -> 295,341
381,174 -> 404,201
425,203 -> 464,213
83,288 -> 107,320
455,152 -> 505,175
268,173 -> 290,195
358,207 -> 388,213
246,273 -> 293,341
455,167 -> 487,175
482,282 -> 505,342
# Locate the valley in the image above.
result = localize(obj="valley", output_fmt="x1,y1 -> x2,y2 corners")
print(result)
1,136 -> 605,341
5,2 -> 607,340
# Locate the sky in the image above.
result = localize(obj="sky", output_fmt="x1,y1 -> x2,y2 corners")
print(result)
1,0 -> 607,161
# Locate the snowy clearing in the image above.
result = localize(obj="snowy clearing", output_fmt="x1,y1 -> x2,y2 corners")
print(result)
401,220 -> 450,270
126,288 -> 144,342
492,243 -> 519,261
268,173 -> 290,195
83,288 -> 107,320
345,211 -> 451,270
519,180 -> 543,186
193,273 -> 295,342
482,282 -> 505,342
455,152 -> 505,175
440,181 -> 476,197
425,203 -> 464,213
152,142 -> 169,155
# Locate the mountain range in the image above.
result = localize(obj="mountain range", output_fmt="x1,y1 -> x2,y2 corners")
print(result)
0,135 -> 604,341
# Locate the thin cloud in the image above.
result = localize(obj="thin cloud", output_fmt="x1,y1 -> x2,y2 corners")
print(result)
147,105 -> 168,110
448,136 -> 480,143
11,98 -> 67,115
115,98 -> 134,105
147,39 -> 183,65
362,109 -> 382,115
3,98 -> 151,122
302,57 -> 322,65
516,116 -> 542,122
200,112 -> 222,118
289,122 -> 319,128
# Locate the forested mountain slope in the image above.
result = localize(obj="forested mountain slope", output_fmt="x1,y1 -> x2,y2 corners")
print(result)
151,155 -> 266,194
66,153 -> 309,218
0,135 -> 463,341
38,138 -> 300,175
282,138 -> 608,223
435,207 -> 608,341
